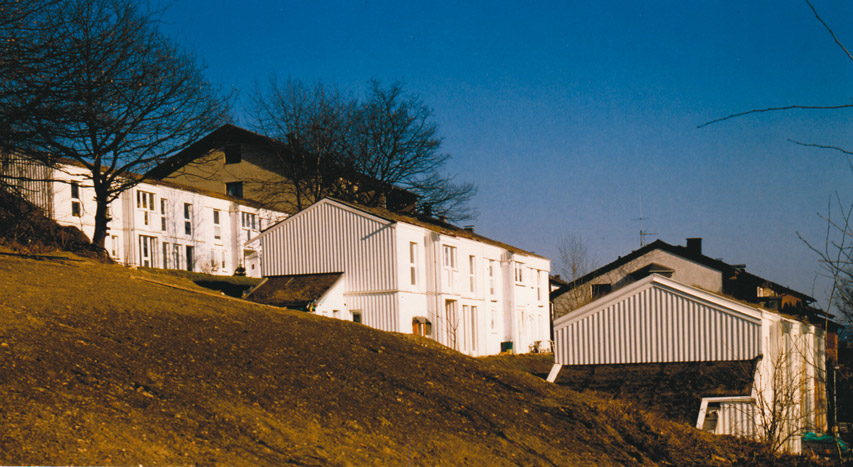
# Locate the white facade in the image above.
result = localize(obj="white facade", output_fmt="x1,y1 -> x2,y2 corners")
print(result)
258,198 -> 551,356
10,158 -> 286,277
550,274 -> 827,453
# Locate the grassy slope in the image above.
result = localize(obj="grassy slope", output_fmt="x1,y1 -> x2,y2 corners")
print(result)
0,251 -> 807,466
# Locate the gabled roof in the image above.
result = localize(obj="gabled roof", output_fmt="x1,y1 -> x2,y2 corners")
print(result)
146,124 -> 419,206
550,239 -> 816,305
245,272 -> 343,310
146,124 -> 280,179
554,273 -> 764,329
259,197 -> 548,260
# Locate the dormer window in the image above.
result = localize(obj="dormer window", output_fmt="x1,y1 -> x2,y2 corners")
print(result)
226,181 -> 243,198
591,283 -> 612,299
224,144 -> 242,164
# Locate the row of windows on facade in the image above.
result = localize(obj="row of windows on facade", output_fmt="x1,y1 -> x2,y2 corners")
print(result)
137,234 -> 229,273
71,184 -> 259,238
406,243 -> 545,300
70,183 -> 258,232
134,190 -> 258,237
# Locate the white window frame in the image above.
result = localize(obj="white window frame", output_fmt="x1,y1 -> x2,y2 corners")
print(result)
409,242 -> 418,286
443,245 -> 457,287
183,203 -> 192,236
488,260 -> 496,296
468,255 -> 476,293
213,209 -> 222,240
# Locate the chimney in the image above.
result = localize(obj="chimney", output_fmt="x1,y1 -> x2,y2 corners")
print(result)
686,237 -> 702,255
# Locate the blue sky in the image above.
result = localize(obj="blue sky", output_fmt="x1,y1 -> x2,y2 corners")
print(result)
158,0 -> 852,310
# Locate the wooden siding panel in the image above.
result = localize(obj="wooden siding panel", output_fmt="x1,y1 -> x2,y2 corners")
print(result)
261,203 -> 396,292
717,401 -> 756,438
555,284 -> 762,365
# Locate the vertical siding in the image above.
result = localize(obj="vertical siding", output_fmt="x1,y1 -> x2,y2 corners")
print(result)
717,401 -> 756,437
556,284 -> 761,365
261,202 -> 396,292
347,293 -> 399,333
1,153 -> 54,217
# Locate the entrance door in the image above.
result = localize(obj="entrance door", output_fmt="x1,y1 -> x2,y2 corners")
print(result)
185,245 -> 194,272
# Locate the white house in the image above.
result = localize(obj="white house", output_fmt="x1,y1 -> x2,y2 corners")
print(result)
3,154 -> 286,277
247,197 -> 551,356
549,273 -> 828,453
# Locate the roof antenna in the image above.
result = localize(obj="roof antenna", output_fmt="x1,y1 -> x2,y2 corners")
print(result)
633,196 -> 657,247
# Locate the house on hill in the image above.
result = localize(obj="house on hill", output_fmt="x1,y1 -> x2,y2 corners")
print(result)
548,238 -> 835,453
2,153 -> 286,277
147,124 -> 419,215
246,197 -> 551,356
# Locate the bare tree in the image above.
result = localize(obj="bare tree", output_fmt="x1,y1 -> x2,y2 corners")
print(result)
0,0 -> 229,248
347,81 -> 477,221
699,0 -> 851,321
552,234 -> 597,317
748,325 -> 828,453
246,77 -> 355,213
247,79 -> 477,221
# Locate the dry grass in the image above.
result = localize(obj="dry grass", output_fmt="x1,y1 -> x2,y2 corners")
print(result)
0,249 -> 835,466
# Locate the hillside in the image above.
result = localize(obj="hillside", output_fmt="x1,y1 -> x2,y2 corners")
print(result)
0,250 -> 820,466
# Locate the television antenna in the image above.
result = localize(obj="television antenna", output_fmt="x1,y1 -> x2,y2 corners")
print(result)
633,197 -> 657,247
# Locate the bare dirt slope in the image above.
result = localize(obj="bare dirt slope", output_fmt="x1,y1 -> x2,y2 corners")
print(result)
0,251 -> 813,466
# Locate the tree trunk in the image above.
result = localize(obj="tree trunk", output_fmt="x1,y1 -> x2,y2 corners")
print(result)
91,183 -> 111,249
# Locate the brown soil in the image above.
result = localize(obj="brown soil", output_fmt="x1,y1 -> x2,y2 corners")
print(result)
0,251 -> 832,466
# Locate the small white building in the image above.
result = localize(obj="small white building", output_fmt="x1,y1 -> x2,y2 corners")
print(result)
4,155 -> 286,277
549,273 -> 828,453
248,197 -> 551,356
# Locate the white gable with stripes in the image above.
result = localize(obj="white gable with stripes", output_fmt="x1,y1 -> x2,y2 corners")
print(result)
553,274 -> 763,365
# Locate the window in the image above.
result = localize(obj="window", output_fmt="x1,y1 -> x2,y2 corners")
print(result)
70,183 -> 81,216
160,199 -> 167,231
490,307 -> 497,332
514,263 -> 524,283
183,203 -> 192,236
213,209 -> 221,240
221,250 -> 226,270
469,306 -> 478,353
241,212 -> 257,229
462,305 -> 470,351
226,181 -> 243,198
173,244 -> 181,270
110,235 -> 119,258
138,235 -> 157,268
352,310 -> 362,324
136,190 -> 155,210
162,242 -> 169,268
468,255 -> 476,293
442,245 -> 457,287
488,260 -> 496,295
591,283 -> 612,299
224,144 -> 242,164
210,250 -> 219,271
536,270 -> 542,301
409,242 -> 418,286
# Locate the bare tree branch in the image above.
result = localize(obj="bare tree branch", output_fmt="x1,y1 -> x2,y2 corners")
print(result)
805,0 -> 853,62
698,104 -> 853,128
0,0 -> 230,247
